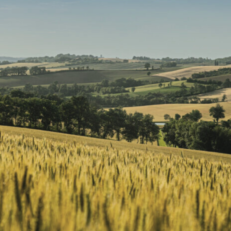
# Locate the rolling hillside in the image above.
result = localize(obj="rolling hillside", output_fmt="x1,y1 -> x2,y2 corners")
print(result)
153,65 -> 231,79
124,102 -> 231,121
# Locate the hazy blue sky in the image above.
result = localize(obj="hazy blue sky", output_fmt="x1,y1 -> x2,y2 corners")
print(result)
1,0 -> 231,59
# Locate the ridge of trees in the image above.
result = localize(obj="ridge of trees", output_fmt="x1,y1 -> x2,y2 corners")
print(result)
0,79 -> 221,107
0,95 -> 159,144
17,54 -> 98,63
0,67 -> 28,76
192,68 -> 231,79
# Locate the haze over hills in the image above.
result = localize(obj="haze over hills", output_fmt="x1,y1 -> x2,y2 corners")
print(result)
0,56 -> 25,62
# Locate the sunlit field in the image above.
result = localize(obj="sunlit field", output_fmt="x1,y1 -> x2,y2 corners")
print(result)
0,128 -> 231,230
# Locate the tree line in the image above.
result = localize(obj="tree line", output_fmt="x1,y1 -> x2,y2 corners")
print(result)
0,66 -> 48,77
187,78 -> 231,88
5,78 -> 148,99
192,68 -> 231,79
163,104 -> 231,154
0,95 -> 159,144
0,67 -> 28,76
2,80 -> 220,107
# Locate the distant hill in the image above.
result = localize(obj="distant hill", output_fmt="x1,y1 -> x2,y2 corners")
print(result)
0,56 -> 25,62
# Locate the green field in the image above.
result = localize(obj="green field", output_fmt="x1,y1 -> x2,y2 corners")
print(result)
0,70 -> 172,88
92,80 -> 195,97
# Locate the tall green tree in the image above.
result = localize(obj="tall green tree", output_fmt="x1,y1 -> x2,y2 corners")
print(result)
71,96 -> 90,135
26,98 -> 42,127
209,104 -> 225,123
144,63 -> 150,70
60,101 -> 75,133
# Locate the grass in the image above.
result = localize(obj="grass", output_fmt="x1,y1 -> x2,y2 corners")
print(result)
124,102 -> 231,122
158,130 -> 167,147
1,129 -> 231,230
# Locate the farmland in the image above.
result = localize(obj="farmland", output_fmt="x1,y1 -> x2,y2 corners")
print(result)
124,102 -> 231,121
91,81 -> 197,98
199,88 -> 231,101
0,70 -> 171,88
153,65 -> 231,80
0,128 -> 231,230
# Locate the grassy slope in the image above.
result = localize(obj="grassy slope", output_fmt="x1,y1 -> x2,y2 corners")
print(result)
124,102 -> 231,121
0,70 -> 172,88
1,125 -> 231,163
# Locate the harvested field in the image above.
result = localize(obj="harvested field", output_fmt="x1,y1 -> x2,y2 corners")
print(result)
199,88 -> 231,101
153,65 -> 231,79
123,102 -> 231,121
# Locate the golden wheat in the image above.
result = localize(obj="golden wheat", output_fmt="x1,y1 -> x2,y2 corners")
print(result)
0,133 -> 230,230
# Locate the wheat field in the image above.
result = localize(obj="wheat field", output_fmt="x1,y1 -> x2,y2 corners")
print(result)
153,66 -> 231,80
0,128 -> 231,231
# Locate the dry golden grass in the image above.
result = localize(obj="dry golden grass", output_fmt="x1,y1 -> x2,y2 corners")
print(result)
199,89 -> 231,101
124,102 -> 231,122
153,65 -> 231,79
0,128 -> 231,230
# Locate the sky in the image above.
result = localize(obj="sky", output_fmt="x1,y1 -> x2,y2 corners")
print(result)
1,0 -> 231,59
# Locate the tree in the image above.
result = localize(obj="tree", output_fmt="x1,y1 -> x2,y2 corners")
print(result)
188,110 -> 202,122
122,112 -> 143,142
71,96 -> 90,135
60,101 -> 75,133
139,114 -> 159,144
209,104 -> 225,123
214,60 -> 219,66
181,82 -> 187,89
131,87 -> 136,93
108,108 -> 127,141
147,71 -> 151,76
164,114 -> 171,120
26,98 -> 42,127
175,114 -> 181,120
101,79 -> 109,87
182,110 -> 202,122
159,83 -> 162,88
144,63 -> 150,70
222,94 -> 227,102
